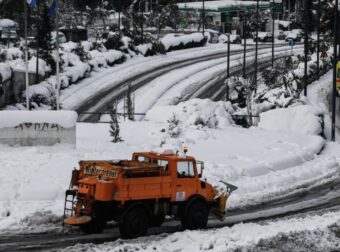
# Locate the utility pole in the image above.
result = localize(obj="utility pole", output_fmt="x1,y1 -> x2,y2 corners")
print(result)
24,0 -> 29,110
140,0 -> 144,43
272,0 -> 275,68
303,0 -> 309,96
254,0 -> 259,93
316,0 -> 320,80
118,0 -> 121,32
243,12 -> 247,77
56,0 -> 60,110
227,34 -> 230,78
36,0 -> 40,83
202,0 -> 205,37
332,0 -> 339,141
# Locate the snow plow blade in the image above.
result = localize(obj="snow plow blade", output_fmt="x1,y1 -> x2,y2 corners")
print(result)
211,181 -> 238,221
64,216 -> 91,225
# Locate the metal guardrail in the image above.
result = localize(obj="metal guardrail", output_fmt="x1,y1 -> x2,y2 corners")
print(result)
78,112 -> 259,127
78,112 -> 146,123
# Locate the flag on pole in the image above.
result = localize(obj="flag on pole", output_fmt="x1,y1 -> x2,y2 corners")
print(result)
26,0 -> 36,7
47,0 -> 57,17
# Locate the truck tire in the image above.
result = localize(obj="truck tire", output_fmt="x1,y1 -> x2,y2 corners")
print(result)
150,214 -> 165,227
80,202 -> 106,234
119,206 -> 150,239
181,200 -> 208,230
80,217 -> 106,234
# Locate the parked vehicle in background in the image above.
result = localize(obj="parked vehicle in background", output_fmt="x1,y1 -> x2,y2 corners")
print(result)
277,30 -> 286,40
51,31 -> 67,44
253,32 -> 273,43
0,27 -> 17,43
285,32 -> 301,42
219,33 -> 242,44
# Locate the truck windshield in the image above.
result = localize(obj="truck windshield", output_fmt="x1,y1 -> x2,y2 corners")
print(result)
177,161 -> 195,178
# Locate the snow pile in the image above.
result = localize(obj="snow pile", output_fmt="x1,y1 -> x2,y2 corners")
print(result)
161,33 -> 205,51
145,99 -> 234,129
89,49 -> 125,68
0,19 -> 16,28
136,43 -> 152,55
62,51 -> 91,83
1,47 -> 23,60
27,57 -> 50,76
61,211 -> 340,252
0,110 -> 78,128
259,105 -> 323,136
0,63 -> 11,82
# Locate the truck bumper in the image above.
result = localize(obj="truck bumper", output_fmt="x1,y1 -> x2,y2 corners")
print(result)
64,216 -> 92,225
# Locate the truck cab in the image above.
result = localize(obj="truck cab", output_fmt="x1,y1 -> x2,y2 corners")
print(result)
63,151 -> 236,239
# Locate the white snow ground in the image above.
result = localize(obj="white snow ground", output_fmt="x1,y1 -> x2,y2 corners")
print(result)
0,105 -> 332,234
0,43 -> 339,251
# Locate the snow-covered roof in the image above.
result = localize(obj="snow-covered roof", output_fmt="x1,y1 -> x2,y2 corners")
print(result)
0,111 -> 78,128
0,19 -> 16,28
178,1 -> 270,12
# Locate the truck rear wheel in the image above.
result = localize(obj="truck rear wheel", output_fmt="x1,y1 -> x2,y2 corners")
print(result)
150,214 -> 165,227
119,206 -> 150,239
181,201 -> 208,230
80,218 -> 106,234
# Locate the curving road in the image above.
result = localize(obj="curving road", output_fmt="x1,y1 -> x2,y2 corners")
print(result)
75,44 -> 303,122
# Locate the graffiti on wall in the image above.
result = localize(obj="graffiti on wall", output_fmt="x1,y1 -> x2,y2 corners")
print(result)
15,123 -> 62,131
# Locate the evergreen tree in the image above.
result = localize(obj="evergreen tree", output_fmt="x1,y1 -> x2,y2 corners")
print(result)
167,113 -> 180,138
110,102 -> 123,143
38,2 -> 55,74
125,84 -> 134,121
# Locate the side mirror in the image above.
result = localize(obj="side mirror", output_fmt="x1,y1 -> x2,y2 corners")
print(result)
198,173 -> 202,178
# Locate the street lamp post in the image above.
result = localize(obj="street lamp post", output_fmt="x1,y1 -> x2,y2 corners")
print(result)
303,0 -> 309,96
227,34 -> 230,78
202,0 -> 205,37
243,12 -> 247,77
272,0 -> 275,68
254,0 -> 259,93
139,0 -> 144,43
332,0 -> 339,141
316,0 -> 320,80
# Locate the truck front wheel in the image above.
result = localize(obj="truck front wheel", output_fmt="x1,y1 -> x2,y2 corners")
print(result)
119,206 -> 150,239
182,201 -> 208,230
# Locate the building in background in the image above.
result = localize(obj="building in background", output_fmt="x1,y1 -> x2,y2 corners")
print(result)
177,0 -> 283,34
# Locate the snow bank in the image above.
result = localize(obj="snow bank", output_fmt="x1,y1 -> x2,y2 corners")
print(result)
259,105 -> 323,136
136,43 -> 152,55
0,19 -> 16,27
0,110 -> 78,128
1,48 -> 23,60
61,210 -> 340,252
89,49 -> 124,68
0,63 -> 11,81
161,33 -> 205,51
145,99 -> 234,129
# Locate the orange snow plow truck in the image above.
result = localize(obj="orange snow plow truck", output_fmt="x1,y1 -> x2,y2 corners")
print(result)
63,151 -> 237,239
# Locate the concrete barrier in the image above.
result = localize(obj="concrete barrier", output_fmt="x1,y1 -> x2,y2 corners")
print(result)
0,110 -> 78,147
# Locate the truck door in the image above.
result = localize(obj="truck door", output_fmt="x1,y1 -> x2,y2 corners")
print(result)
174,161 -> 197,202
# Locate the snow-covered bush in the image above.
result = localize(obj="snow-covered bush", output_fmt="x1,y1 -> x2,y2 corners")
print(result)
136,41 -> 166,57
0,63 -> 11,83
104,32 -> 124,50
146,99 -> 234,130
161,33 -> 207,52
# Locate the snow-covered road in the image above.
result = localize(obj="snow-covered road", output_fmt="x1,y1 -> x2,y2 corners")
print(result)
60,43 -> 303,122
